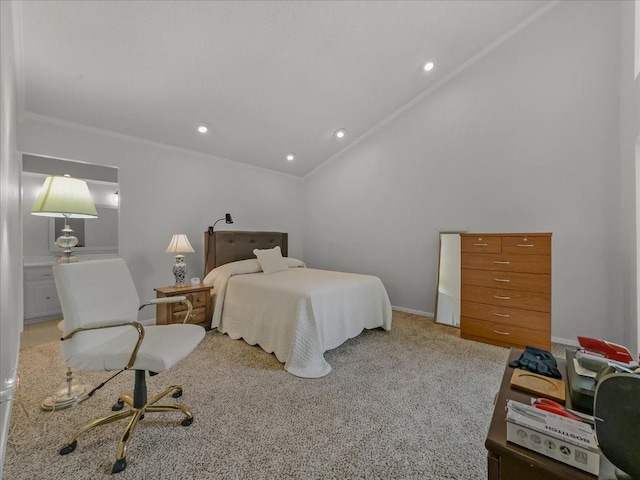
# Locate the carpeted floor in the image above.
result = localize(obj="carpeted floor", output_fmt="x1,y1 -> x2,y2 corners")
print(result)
4,312 -> 510,479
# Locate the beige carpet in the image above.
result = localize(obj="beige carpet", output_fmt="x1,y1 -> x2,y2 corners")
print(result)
4,312 -> 510,479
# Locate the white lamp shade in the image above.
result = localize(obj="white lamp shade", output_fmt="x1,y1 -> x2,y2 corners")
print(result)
166,234 -> 195,254
31,175 -> 98,218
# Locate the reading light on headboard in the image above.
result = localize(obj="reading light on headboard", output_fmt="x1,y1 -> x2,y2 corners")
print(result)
208,213 -> 233,235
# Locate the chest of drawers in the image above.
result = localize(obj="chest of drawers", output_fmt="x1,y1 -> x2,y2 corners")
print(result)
24,265 -> 62,322
460,233 -> 551,350
154,284 -> 212,330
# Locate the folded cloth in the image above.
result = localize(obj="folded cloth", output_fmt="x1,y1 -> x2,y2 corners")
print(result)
509,345 -> 562,379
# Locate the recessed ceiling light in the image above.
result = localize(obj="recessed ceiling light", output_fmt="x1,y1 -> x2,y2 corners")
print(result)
334,129 -> 346,139
197,123 -> 209,134
286,153 -> 295,161
423,61 -> 435,72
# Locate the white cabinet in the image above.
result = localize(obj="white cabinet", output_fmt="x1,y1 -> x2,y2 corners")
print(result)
24,265 -> 62,321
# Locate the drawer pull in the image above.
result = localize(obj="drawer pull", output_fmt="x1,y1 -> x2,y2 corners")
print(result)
493,329 -> 511,336
494,295 -> 510,300
41,274 -> 52,277
494,261 -> 510,265
493,278 -> 510,282
493,313 -> 510,318
473,243 -> 488,246
517,244 -> 535,247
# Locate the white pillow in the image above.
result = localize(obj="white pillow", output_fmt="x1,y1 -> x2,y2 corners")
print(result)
253,246 -> 289,274
286,257 -> 306,268
202,258 -> 261,285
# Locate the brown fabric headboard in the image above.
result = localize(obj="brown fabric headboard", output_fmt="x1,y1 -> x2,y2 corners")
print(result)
204,230 -> 288,277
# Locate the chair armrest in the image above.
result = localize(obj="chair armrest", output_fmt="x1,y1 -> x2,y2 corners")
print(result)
61,322 -> 145,369
148,296 -> 187,304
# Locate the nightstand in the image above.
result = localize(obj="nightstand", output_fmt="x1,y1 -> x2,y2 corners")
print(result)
154,284 -> 212,330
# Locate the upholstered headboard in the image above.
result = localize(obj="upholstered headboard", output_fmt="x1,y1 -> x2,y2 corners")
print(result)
204,230 -> 288,276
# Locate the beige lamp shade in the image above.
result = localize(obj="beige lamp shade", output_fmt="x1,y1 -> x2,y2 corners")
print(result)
165,234 -> 195,254
31,175 -> 98,218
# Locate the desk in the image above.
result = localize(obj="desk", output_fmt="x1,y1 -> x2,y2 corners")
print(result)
485,348 -> 615,479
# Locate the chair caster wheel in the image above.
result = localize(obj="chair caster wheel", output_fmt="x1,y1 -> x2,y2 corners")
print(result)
172,388 -> 183,398
112,399 -> 124,411
112,458 -> 127,474
60,440 -> 77,455
181,417 -> 193,426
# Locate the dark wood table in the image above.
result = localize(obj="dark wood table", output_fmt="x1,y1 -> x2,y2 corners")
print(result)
485,348 -> 616,479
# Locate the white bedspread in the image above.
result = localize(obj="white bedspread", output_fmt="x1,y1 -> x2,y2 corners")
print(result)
204,261 -> 392,377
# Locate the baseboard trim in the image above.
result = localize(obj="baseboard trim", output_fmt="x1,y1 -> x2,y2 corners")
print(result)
392,306 -> 432,318
552,336 -> 579,347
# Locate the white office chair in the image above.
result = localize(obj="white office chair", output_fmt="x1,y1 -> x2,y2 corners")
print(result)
53,259 -> 206,474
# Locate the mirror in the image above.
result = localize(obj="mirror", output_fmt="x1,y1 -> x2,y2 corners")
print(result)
22,154 -> 119,257
434,231 -> 464,327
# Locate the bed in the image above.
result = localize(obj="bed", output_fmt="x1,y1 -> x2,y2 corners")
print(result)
203,231 -> 392,377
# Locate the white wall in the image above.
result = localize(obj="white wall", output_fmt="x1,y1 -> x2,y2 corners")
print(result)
0,1 -> 22,476
619,0 -> 640,357
19,116 -> 304,320
303,1 -> 627,345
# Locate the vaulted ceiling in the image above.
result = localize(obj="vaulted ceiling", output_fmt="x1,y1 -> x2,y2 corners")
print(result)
13,0 -> 550,177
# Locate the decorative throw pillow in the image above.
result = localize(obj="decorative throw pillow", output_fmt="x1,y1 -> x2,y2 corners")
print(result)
253,246 -> 289,274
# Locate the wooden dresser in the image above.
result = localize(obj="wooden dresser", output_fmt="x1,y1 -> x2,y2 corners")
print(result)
460,232 -> 551,350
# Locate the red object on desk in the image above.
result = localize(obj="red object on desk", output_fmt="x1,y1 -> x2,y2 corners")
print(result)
533,398 -> 581,421
577,336 -> 634,363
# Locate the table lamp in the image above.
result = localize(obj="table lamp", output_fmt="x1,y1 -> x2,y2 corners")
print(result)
31,175 -> 97,409
166,234 -> 195,287
31,174 -> 98,263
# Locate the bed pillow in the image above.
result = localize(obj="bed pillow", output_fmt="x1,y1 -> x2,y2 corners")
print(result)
202,258 -> 261,285
286,257 -> 306,268
253,246 -> 289,274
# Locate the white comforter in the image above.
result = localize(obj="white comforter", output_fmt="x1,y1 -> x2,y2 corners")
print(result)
204,259 -> 392,377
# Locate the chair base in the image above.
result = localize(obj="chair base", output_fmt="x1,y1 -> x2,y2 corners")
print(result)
59,371 -> 194,475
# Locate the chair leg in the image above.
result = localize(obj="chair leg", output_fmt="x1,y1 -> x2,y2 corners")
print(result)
146,384 -> 183,406
112,394 -> 133,411
60,409 -> 135,455
60,371 -> 195,475
112,409 -> 145,473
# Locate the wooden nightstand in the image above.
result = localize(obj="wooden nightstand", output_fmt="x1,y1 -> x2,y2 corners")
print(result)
154,284 -> 212,330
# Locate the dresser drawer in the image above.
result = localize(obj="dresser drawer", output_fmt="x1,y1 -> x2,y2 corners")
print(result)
461,269 -> 550,294
24,266 -> 56,282
462,253 -> 551,274
502,235 -> 551,256
461,316 -> 550,350
462,285 -> 550,312
172,306 -> 206,325
173,290 -> 208,312
461,301 -> 550,332
461,235 -> 502,253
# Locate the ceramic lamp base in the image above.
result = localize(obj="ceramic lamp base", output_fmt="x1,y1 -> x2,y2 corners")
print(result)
172,255 -> 188,287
